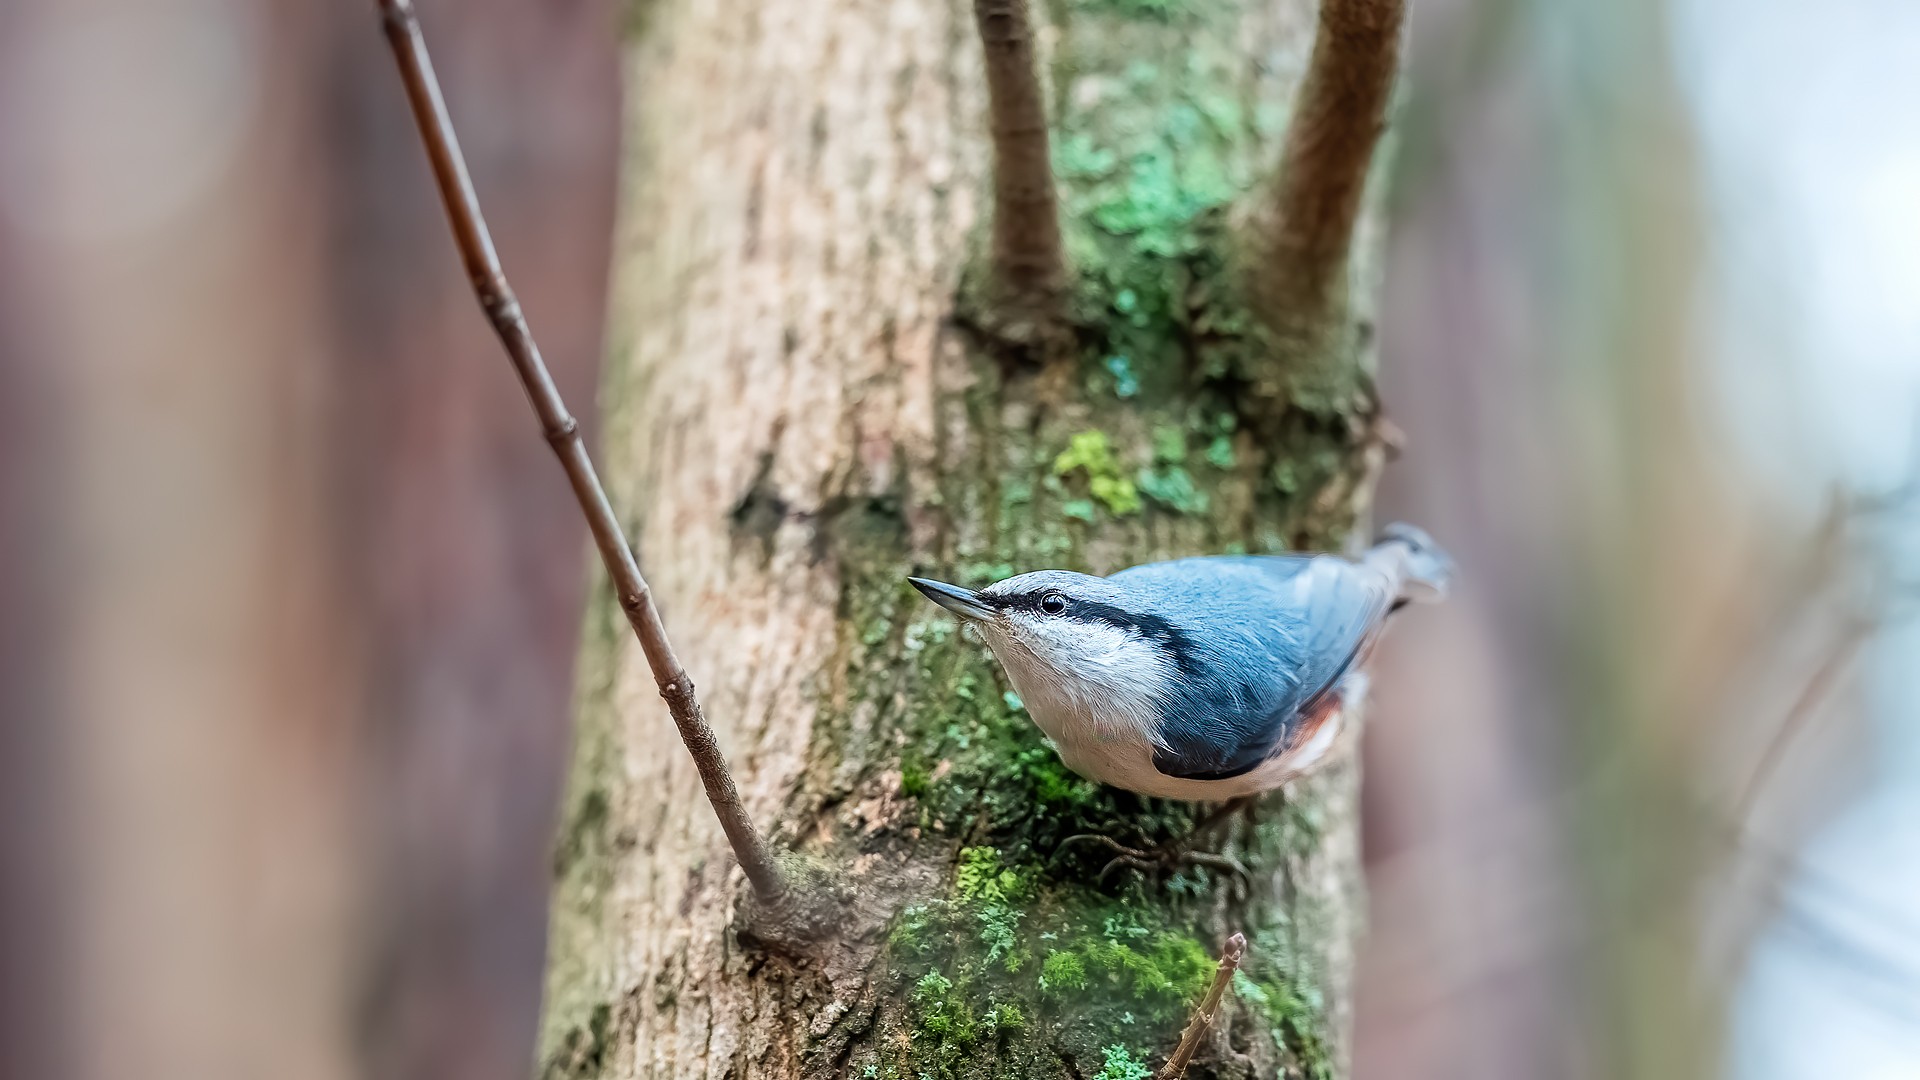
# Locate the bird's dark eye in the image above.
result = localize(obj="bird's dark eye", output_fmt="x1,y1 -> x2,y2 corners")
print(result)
1040,593 -> 1068,615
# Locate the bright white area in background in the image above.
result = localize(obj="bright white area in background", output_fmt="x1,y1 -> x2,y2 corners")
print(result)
1683,0 -> 1920,500
1677,0 -> 1920,1074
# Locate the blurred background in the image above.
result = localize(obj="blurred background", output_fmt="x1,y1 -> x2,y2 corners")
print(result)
0,1 -> 1913,1079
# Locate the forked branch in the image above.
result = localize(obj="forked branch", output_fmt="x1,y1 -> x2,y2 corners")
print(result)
1158,933 -> 1247,1079
374,0 -> 787,903
972,0 -> 1066,315
1251,0 -> 1407,366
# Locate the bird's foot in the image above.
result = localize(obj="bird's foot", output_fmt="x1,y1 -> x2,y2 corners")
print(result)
1057,833 -> 1249,885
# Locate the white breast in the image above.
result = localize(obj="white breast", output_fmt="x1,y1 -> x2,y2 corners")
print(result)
1064,697 -> 1352,801
984,618 -> 1167,738
987,609 -> 1364,800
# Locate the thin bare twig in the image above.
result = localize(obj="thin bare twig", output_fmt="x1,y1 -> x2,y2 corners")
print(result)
1251,0 -> 1406,361
1729,617 -> 1872,828
972,0 -> 1065,312
1158,933 -> 1247,1079
375,0 -> 786,902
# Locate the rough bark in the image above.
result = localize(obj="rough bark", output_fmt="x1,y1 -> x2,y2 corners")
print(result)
538,0 -> 1393,1076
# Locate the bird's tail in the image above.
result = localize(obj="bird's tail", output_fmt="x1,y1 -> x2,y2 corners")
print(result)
1368,522 -> 1453,604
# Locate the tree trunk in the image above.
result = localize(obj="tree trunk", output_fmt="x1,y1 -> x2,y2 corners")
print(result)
538,0 -> 1390,1075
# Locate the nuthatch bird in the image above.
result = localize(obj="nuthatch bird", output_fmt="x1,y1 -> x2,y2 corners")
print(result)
908,524 -> 1451,801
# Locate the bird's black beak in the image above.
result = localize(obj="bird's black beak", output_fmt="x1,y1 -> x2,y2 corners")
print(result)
908,577 -> 996,621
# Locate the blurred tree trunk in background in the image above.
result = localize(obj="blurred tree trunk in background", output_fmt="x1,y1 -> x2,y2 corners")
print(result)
538,0 -> 1395,1075
1358,2 -> 1753,1079
0,4 -> 361,1078
0,3 -> 616,1080
323,3 -> 617,1076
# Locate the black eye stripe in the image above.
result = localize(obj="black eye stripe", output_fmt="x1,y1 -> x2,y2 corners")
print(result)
993,590 -> 1190,649
992,589 -> 1064,617
1065,599 -> 1178,639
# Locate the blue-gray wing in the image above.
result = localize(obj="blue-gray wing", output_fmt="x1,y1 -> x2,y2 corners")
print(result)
1116,555 -> 1394,781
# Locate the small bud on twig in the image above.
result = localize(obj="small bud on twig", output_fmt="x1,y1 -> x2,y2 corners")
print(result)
1158,932 -> 1247,1079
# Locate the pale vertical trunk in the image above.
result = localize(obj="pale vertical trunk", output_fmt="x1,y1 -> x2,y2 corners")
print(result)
540,0 -> 1388,1074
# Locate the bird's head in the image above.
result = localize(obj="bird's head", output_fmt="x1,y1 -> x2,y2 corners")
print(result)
907,570 -> 1183,731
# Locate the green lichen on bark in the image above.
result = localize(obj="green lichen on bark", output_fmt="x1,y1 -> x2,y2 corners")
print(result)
543,0 -> 1389,1072
780,1 -> 1381,1075
543,1001 -> 615,1080
539,573 -> 633,1079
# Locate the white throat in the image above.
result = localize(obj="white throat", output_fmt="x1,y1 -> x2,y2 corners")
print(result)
980,620 -> 1172,749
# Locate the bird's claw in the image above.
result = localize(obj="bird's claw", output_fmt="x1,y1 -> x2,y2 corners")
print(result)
1058,833 -> 1250,885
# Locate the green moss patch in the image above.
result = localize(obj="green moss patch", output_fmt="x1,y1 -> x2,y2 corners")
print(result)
1092,1044 -> 1156,1080
1054,430 -> 1143,517
881,843 -> 1236,1077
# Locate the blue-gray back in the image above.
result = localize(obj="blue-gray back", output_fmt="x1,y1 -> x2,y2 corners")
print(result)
1109,554 -> 1394,780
